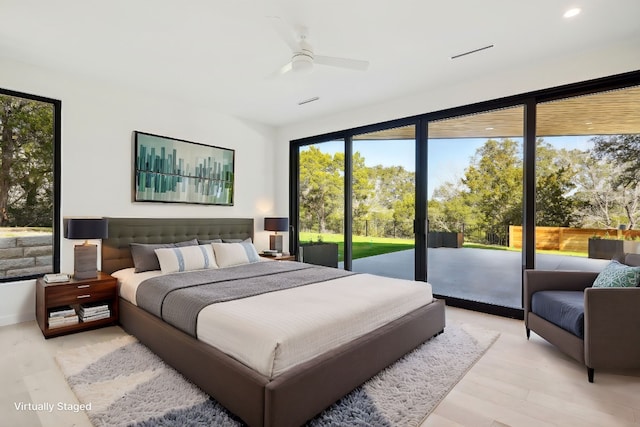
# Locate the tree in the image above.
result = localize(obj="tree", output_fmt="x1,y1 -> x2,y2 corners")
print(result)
590,134 -> 640,229
368,164 -> 415,210
360,163 -> 415,237
462,138 -> 523,243
429,180 -> 471,232
592,135 -> 640,188
0,95 -> 54,227
535,141 -> 579,227
351,151 -> 374,227
572,150 -> 640,230
298,146 -> 343,233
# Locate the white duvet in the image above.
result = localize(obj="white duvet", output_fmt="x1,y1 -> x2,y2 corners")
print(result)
113,267 -> 433,379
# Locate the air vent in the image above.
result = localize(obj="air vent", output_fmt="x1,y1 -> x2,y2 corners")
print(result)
450,44 -> 494,60
298,96 -> 319,106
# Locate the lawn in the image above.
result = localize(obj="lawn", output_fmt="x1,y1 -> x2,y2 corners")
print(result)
299,232 -> 413,261
299,232 -> 588,261
0,227 -> 52,237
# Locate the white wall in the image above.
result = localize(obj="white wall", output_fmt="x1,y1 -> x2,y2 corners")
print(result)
274,40 -> 640,211
0,58 -> 278,326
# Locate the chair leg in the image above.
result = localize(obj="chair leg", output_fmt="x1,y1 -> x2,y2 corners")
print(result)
588,367 -> 594,383
526,328 -> 530,339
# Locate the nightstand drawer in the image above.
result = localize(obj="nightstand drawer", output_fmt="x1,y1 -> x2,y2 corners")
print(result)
46,281 -> 116,306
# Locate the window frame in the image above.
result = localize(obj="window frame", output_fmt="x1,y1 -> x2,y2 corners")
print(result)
0,87 -> 61,283
289,70 -> 640,318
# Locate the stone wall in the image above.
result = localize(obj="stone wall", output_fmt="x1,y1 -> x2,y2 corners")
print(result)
0,235 -> 53,278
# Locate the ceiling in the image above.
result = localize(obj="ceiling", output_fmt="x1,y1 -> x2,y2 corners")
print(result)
355,85 -> 640,140
1,1 -> 639,127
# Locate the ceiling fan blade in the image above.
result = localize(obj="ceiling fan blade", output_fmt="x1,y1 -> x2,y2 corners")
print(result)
269,16 -> 299,52
279,62 -> 293,74
315,55 -> 369,71
266,61 -> 293,79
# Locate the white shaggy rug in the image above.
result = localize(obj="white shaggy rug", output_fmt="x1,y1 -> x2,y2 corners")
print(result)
56,323 -> 498,426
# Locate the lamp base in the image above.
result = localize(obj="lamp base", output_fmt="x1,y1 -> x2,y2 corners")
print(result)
269,234 -> 283,252
74,244 -> 98,280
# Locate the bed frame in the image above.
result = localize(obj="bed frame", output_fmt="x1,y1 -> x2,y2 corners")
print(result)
102,217 -> 446,427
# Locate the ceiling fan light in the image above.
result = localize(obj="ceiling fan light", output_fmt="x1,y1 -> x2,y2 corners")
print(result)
292,54 -> 314,73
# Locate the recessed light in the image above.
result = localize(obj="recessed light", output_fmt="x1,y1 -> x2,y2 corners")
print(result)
563,8 -> 581,18
485,127 -> 494,130
585,122 -> 592,125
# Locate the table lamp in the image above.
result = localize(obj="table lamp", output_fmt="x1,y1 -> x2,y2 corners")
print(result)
264,217 -> 288,252
64,218 -> 108,279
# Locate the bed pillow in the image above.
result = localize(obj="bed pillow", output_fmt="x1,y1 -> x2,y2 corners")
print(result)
130,239 -> 198,272
592,260 -> 640,288
212,241 -> 260,268
155,244 -> 218,274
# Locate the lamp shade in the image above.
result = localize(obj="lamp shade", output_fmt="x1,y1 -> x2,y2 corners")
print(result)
64,218 -> 108,240
264,217 -> 289,232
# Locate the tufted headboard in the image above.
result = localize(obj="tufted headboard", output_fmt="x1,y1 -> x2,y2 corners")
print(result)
101,217 -> 254,274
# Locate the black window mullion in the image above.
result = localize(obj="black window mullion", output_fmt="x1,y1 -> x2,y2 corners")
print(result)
344,137 -> 353,270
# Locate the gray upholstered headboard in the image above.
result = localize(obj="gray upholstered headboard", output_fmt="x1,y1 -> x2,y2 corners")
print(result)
101,217 -> 254,274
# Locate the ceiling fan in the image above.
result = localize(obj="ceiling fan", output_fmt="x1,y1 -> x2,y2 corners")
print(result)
270,17 -> 370,76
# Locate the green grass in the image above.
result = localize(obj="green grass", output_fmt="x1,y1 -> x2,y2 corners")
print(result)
300,232 -> 588,261
300,232 -> 413,261
0,227 -> 52,237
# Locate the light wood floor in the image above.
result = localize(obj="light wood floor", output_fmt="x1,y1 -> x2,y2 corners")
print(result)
2,307 -> 639,427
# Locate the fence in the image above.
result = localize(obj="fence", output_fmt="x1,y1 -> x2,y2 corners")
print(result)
509,226 -> 640,253
301,219 -> 414,239
302,219 -> 502,244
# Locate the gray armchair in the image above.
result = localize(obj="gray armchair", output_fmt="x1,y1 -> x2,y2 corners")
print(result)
524,253 -> 640,382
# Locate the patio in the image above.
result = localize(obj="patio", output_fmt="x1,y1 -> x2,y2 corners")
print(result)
345,248 -> 610,309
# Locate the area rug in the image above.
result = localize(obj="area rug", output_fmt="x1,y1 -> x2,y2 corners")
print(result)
56,323 -> 498,427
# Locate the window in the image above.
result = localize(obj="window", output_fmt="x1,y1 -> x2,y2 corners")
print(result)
0,88 -> 60,281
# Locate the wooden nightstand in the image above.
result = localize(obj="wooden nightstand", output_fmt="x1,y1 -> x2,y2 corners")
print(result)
36,272 -> 119,338
260,254 -> 296,261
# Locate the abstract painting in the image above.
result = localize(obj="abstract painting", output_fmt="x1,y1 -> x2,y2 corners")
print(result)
134,131 -> 234,205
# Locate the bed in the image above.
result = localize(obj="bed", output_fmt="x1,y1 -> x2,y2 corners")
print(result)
102,217 -> 446,427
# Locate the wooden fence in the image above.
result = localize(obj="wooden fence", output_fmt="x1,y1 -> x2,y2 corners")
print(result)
509,226 -> 640,253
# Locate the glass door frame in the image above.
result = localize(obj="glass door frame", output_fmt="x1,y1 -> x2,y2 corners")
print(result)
290,117 -> 422,274
424,103 -> 528,315
289,70 -> 640,318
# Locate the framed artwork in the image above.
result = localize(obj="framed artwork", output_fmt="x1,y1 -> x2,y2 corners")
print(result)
134,131 -> 234,206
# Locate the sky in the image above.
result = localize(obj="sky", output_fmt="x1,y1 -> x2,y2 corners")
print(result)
306,135 -> 595,198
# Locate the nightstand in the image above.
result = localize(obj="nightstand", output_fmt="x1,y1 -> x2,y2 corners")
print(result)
260,254 -> 296,261
36,272 -> 119,338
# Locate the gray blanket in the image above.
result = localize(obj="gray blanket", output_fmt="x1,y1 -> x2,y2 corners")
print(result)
136,261 -> 356,336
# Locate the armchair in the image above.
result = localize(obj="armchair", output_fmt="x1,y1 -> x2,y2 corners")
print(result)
524,253 -> 640,382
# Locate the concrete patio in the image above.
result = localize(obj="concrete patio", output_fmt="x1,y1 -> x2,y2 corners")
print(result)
344,248 -> 610,309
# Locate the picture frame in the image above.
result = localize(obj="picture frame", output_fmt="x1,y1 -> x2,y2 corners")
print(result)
134,131 -> 234,206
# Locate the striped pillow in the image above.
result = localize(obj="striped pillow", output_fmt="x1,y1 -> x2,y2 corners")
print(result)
212,241 -> 260,268
154,244 -> 218,274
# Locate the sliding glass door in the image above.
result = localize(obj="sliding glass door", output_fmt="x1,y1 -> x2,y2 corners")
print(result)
350,125 -> 416,279
297,139 -> 345,267
534,85 -> 640,270
427,106 -> 524,309
291,72 -> 640,316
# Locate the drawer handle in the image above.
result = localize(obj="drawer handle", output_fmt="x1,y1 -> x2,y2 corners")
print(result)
77,285 -> 90,289
77,294 -> 91,299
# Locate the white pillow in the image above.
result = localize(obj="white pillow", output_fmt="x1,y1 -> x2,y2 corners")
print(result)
154,244 -> 218,274
212,241 -> 260,268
